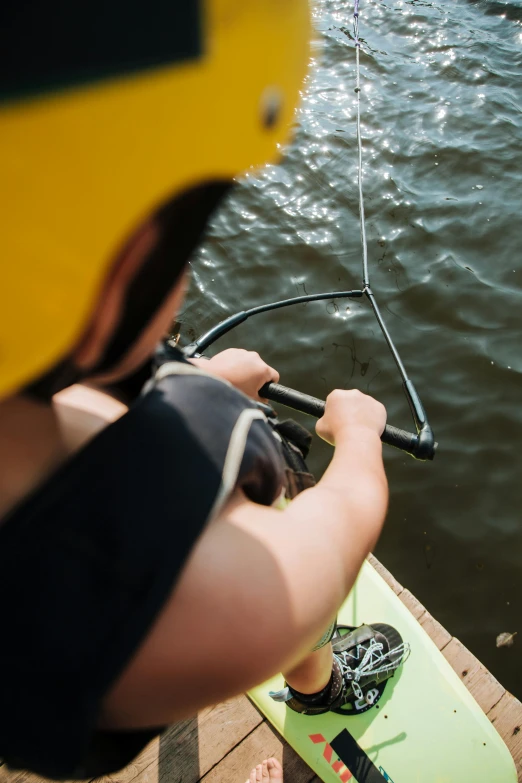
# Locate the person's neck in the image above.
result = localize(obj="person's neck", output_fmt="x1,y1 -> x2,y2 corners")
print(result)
0,394 -> 66,520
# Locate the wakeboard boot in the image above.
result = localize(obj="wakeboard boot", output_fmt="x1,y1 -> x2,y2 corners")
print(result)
270,623 -> 409,716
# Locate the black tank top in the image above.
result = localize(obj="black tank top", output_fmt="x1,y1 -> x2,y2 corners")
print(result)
0,351 -> 284,779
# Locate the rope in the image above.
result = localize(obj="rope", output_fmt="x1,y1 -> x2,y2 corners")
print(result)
351,1 -> 411,383
353,0 -> 370,287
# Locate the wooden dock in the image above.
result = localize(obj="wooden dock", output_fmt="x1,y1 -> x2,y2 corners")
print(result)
1,554 -> 521,783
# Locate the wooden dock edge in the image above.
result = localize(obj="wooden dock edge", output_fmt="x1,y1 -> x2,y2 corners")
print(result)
367,553 -> 522,780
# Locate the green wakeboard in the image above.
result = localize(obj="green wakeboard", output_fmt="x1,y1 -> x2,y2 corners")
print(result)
249,560 -> 516,783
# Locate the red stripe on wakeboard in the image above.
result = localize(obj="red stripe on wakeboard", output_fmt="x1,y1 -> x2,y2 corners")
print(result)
323,743 -> 334,763
331,760 -> 353,780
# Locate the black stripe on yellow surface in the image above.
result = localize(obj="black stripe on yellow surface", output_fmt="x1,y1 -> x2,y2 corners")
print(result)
330,729 -> 389,783
0,1 -> 202,104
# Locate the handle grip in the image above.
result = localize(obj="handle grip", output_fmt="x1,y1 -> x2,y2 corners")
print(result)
259,382 -> 436,461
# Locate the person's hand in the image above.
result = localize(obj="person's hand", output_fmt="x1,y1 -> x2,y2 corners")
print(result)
316,389 -> 386,446
189,349 -> 279,401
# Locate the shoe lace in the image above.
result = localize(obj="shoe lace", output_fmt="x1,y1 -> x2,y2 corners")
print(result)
335,637 -> 411,703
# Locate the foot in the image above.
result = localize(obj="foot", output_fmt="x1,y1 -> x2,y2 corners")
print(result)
270,623 -> 409,715
245,757 -> 283,783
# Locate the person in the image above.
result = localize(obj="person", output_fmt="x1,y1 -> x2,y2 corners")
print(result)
0,1 -> 406,780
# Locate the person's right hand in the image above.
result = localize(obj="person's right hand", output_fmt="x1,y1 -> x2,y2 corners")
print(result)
316,389 -> 386,447
189,348 -> 279,401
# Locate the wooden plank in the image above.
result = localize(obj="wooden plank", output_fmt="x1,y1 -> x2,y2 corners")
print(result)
0,769 -> 80,783
418,610 -> 452,651
0,771 -> 50,783
398,588 -> 426,621
97,696 -> 263,783
442,637 -> 482,682
465,668 -> 506,719
199,722 -> 316,783
487,692 -> 522,780
442,638 -> 505,715
157,697 -> 263,783
367,555 -> 403,595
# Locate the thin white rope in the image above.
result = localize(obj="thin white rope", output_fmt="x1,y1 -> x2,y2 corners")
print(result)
354,1 -> 370,287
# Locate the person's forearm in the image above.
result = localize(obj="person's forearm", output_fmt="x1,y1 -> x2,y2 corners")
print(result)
224,432 -> 388,667
282,430 -> 388,608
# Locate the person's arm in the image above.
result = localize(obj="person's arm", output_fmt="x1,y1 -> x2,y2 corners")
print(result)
53,384 -> 128,453
101,388 -> 387,728
226,388 -> 387,660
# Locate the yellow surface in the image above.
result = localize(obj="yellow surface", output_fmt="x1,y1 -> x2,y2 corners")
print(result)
0,0 -> 310,397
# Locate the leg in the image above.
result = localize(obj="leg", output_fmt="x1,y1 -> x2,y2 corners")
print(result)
283,643 -> 333,694
269,629 -> 342,713
273,624 -> 409,715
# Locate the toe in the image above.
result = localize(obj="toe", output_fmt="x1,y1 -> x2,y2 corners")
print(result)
256,763 -> 263,782
267,758 -> 283,781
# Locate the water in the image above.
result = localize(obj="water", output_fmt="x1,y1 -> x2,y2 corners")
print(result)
179,0 -> 522,698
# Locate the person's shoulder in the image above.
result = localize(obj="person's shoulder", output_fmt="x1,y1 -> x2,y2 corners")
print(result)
53,384 -> 128,454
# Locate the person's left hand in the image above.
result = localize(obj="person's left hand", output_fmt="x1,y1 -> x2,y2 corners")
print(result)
189,349 -> 279,401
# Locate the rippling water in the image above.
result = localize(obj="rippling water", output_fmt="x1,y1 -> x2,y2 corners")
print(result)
180,0 -> 522,697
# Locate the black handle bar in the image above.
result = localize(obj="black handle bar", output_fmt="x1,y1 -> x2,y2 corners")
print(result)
259,382 -> 437,461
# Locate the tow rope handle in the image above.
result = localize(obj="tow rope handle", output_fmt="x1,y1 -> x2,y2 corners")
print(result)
259,382 -> 437,461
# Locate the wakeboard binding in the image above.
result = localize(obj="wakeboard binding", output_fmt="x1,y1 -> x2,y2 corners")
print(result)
270,623 -> 409,716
